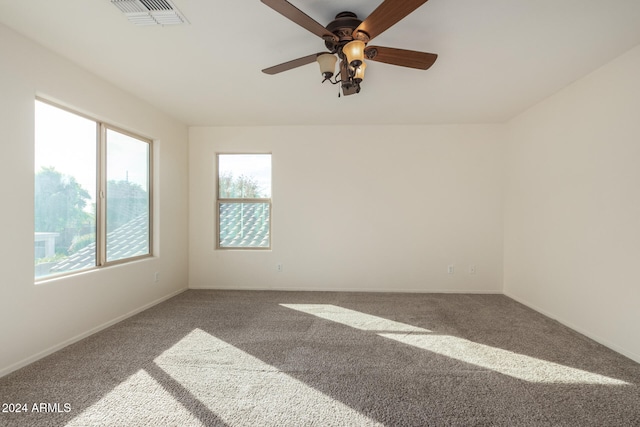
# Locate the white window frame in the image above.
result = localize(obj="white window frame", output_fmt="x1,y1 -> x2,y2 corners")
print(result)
216,153 -> 272,250
35,97 -> 153,281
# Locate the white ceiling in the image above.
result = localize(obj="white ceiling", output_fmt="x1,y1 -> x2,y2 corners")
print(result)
2,0 -> 640,126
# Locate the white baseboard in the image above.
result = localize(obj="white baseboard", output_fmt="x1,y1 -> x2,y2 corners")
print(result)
0,287 -> 187,378
189,285 -> 502,294
504,291 -> 640,365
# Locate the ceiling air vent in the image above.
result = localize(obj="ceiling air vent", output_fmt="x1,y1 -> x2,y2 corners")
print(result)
110,0 -> 188,26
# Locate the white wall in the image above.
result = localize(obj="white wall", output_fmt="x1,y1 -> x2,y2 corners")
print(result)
504,44 -> 640,362
0,24 -> 189,376
189,125 -> 505,293
3,18 -> 638,378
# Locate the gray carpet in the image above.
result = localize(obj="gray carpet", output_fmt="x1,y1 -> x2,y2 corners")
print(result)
1,290 -> 639,426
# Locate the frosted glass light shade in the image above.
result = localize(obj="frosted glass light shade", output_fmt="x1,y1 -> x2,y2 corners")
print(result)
343,40 -> 365,67
354,61 -> 367,82
317,53 -> 337,78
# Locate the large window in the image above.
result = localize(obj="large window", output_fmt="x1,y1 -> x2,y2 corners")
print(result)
217,154 -> 271,249
34,99 -> 152,279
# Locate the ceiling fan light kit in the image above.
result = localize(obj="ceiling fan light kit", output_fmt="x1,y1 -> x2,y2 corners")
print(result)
315,36 -> 368,95
343,40 -> 366,68
317,53 -> 338,79
261,0 -> 438,97
354,61 -> 366,83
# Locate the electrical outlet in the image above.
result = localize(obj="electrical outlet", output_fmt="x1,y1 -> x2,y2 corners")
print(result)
277,263 -> 283,272
469,265 -> 476,275
447,265 -> 454,275
154,272 -> 160,282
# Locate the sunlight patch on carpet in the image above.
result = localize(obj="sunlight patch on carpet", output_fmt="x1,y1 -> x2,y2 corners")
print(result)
282,304 -> 629,385
280,303 -> 431,332
381,333 -> 628,385
152,328 -> 384,426
66,369 -> 206,426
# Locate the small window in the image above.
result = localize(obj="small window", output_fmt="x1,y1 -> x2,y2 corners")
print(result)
217,154 -> 271,249
34,99 -> 152,279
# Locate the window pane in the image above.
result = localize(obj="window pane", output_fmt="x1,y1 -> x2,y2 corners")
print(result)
105,128 -> 150,262
35,101 -> 97,278
218,154 -> 271,198
219,203 -> 270,248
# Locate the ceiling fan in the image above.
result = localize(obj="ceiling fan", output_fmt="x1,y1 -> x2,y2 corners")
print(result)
261,0 -> 438,96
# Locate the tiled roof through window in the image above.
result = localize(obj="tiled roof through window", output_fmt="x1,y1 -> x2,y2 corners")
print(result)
49,201 -> 267,275
219,203 -> 269,248
50,215 -> 149,273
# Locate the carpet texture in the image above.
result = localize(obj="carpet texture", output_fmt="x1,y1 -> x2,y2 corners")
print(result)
1,290 -> 639,426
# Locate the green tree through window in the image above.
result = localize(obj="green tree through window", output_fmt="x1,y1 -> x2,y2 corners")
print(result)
34,167 -> 94,258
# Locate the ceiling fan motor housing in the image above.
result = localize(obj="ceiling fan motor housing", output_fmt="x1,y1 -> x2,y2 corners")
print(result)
324,12 -> 367,52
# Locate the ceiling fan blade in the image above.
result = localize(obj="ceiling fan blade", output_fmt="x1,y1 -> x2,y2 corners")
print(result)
365,46 -> 437,70
262,53 -> 324,75
261,0 -> 337,41
355,0 -> 429,41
